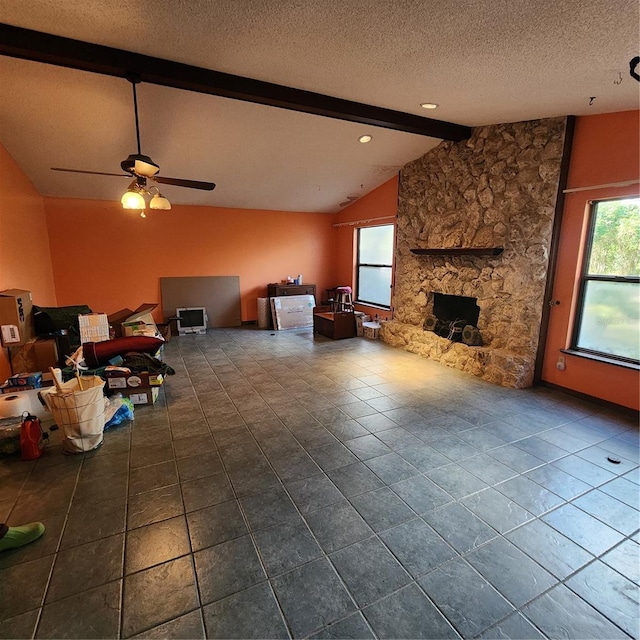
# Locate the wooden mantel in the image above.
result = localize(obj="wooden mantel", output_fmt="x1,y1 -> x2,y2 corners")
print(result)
410,247 -> 504,256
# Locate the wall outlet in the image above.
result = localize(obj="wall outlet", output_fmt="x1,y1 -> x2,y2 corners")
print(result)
556,355 -> 566,371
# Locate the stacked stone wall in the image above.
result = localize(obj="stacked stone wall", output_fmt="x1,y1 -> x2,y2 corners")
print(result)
382,117 -> 568,388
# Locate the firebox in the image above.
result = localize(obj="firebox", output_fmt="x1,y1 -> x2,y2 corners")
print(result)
423,292 -> 482,344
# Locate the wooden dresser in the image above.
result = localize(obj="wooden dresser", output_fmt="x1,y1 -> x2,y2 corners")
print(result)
267,283 -> 317,299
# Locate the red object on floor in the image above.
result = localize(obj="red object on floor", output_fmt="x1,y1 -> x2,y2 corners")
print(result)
20,414 -> 44,460
83,336 -> 164,368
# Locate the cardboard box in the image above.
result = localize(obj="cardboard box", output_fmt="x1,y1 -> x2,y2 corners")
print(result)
34,338 -> 60,371
0,289 -> 33,347
106,308 -> 135,338
9,338 -> 61,375
105,367 -> 163,405
270,295 -> 315,330
104,370 -> 164,390
108,303 -> 159,338
123,318 -> 157,338
6,372 -> 42,388
119,387 -> 160,405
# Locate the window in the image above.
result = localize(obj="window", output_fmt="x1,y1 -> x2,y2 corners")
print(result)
356,225 -> 394,308
572,196 -> 640,364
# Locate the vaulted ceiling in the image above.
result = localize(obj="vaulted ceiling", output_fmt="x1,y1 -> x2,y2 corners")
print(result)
0,1 -> 637,213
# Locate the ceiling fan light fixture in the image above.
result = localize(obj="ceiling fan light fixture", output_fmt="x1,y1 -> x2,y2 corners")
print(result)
121,180 -> 146,210
150,192 -> 172,210
121,189 -> 146,210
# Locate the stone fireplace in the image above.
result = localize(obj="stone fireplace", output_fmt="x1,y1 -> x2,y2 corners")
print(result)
381,117 -> 570,388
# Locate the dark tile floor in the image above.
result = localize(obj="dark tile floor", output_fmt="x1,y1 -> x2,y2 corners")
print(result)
0,327 -> 638,639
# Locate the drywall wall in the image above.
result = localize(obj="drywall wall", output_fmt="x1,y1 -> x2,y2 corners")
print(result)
0,144 -> 57,381
541,110 -> 639,410
43,198 -> 336,323
333,176 -> 398,318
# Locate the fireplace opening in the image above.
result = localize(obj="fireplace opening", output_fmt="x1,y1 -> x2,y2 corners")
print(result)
424,292 -> 482,344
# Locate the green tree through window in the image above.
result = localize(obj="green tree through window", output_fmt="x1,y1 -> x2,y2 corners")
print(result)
588,199 -> 640,275
573,197 -> 640,363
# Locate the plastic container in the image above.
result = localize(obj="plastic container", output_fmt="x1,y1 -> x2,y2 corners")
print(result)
20,414 -> 44,460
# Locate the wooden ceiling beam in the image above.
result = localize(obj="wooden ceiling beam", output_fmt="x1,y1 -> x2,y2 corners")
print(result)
0,23 -> 471,141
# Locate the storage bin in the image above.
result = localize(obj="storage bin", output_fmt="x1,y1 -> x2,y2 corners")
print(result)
363,321 -> 381,339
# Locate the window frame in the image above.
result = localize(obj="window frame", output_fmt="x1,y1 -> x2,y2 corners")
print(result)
355,224 -> 394,309
570,196 -> 640,366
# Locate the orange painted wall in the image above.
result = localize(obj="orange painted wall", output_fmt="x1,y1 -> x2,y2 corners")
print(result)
43,198 -> 336,322
333,176 -> 398,317
542,110 -> 639,410
0,145 -> 57,380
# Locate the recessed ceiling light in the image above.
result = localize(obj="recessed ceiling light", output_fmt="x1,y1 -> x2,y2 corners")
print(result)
420,102 -> 438,110
358,134 -> 372,143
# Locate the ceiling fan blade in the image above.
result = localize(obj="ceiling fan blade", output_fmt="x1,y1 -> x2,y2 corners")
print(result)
339,196 -> 359,207
155,176 -> 216,191
51,167 -> 127,177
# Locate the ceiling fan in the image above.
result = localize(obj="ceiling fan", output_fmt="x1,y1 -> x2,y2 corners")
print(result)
51,74 -> 215,213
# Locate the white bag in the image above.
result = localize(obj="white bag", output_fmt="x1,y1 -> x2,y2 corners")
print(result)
42,375 -> 106,453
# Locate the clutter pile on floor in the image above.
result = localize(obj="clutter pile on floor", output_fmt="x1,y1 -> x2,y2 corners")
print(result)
0,297 -> 176,459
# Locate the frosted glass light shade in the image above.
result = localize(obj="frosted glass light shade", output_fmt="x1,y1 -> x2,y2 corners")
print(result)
134,158 -> 160,177
121,190 -> 146,209
150,194 -> 172,210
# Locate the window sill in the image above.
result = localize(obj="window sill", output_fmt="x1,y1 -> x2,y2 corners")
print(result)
561,349 -> 640,371
355,301 -> 391,312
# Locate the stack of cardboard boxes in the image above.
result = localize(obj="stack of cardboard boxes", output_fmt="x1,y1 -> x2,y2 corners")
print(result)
105,304 -> 166,404
0,289 -> 59,375
108,303 -> 169,340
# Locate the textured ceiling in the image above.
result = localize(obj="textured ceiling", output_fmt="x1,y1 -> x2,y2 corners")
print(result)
0,0 -> 638,213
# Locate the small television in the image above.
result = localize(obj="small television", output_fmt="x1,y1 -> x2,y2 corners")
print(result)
176,307 -> 208,335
